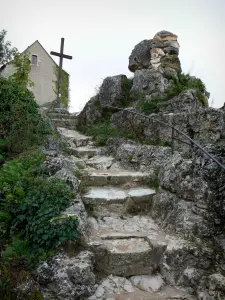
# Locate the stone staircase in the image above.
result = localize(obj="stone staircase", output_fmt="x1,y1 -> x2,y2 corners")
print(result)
52,113 -> 197,300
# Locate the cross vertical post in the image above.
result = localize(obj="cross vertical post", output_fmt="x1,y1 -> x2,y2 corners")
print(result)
50,38 -> 72,106
57,37 -> 64,102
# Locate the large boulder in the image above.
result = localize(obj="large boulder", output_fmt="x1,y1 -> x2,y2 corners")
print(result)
77,95 -> 102,127
128,39 -> 152,72
130,69 -> 172,98
99,74 -> 129,109
128,30 -> 181,74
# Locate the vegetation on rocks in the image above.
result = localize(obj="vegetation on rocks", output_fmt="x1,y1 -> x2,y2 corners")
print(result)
138,72 -> 209,114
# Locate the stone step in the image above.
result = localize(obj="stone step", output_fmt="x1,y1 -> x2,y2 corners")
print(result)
48,113 -> 77,120
83,186 -> 156,216
106,288 -> 196,300
85,155 -> 114,169
83,170 -> 148,187
87,215 -> 168,276
51,118 -> 77,129
57,127 -> 92,147
72,146 -> 99,158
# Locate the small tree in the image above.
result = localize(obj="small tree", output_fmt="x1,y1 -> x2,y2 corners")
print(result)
0,30 -> 17,66
10,51 -> 34,89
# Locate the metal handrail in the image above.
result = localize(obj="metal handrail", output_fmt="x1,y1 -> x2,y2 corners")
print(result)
107,106 -> 225,171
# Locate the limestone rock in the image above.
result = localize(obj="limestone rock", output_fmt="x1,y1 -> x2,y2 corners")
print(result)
128,39 -> 152,72
130,274 -> 164,292
63,195 -> 88,238
153,30 -> 178,42
197,273 -> 225,300
53,167 -> 79,191
77,95 -> 102,127
106,139 -> 171,172
88,275 -> 135,299
161,54 -> 181,73
99,74 -> 129,109
37,251 -> 96,300
130,68 -> 172,98
44,154 -> 79,175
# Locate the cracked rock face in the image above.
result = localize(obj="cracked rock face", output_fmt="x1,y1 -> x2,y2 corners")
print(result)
37,251 -> 96,300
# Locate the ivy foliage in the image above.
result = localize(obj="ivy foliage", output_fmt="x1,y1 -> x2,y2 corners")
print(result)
9,51 -> 34,89
53,65 -> 70,108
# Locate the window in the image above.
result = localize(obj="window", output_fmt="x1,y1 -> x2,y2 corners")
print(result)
31,55 -> 37,65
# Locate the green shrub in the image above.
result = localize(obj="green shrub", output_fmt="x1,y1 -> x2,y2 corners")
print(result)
0,151 -> 78,262
86,117 -> 117,146
0,77 -> 51,158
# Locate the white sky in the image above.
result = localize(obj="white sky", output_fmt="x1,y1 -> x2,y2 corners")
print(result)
2,0 -> 225,112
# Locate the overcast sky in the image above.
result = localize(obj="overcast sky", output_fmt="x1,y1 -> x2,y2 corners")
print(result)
2,0 -> 225,112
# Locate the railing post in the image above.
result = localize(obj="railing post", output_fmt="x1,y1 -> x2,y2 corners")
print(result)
172,127 -> 175,154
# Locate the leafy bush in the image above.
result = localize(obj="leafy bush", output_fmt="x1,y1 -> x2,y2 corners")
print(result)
85,117 -> 117,146
0,151 -> 78,262
0,77 -> 51,159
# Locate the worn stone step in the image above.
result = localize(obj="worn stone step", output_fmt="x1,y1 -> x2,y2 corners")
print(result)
57,127 -> 92,147
83,170 -> 148,187
72,146 -> 99,158
93,237 -> 153,276
88,215 -> 168,277
85,155 -> 114,169
48,113 -> 77,120
51,118 -> 77,129
83,187 -> 156,216
106,287 -> 196,300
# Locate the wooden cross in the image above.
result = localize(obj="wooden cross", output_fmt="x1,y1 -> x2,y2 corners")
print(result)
50,38 -> 72,104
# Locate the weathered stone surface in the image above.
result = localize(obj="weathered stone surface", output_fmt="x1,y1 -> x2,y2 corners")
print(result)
99,75 -> 128,109
197,273 -> 225,300
15,279 -> 41,299
108,286 -> 196,300
153,30 -> 178,42
44,154 -> 78,175
77,95 -> 102,127
106,138 -> 171,172
37,251 -> 96,300
87,275 -> 135,299
57,127 -> 92,147
83,169 -> 148,187
161,54 -> 182,73
130,274 -> 164,292
63,195 -> 88,238
130,69 -> 172,97
128,39 -> 152,72
53,167 -> 79,191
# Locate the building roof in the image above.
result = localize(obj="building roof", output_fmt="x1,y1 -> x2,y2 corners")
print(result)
0,40 -> 69,75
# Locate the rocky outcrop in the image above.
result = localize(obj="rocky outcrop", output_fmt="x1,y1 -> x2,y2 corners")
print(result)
37,251 -> 96,299
77,95 -> 102,127
130,68 -> 172,98
99,74 -> 129,109
129,30 -> 181,74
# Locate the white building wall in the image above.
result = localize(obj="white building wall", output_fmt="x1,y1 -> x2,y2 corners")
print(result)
0,41 -> 57,106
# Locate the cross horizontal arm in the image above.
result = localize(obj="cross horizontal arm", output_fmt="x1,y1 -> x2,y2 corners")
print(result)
50,51 -> 73,60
